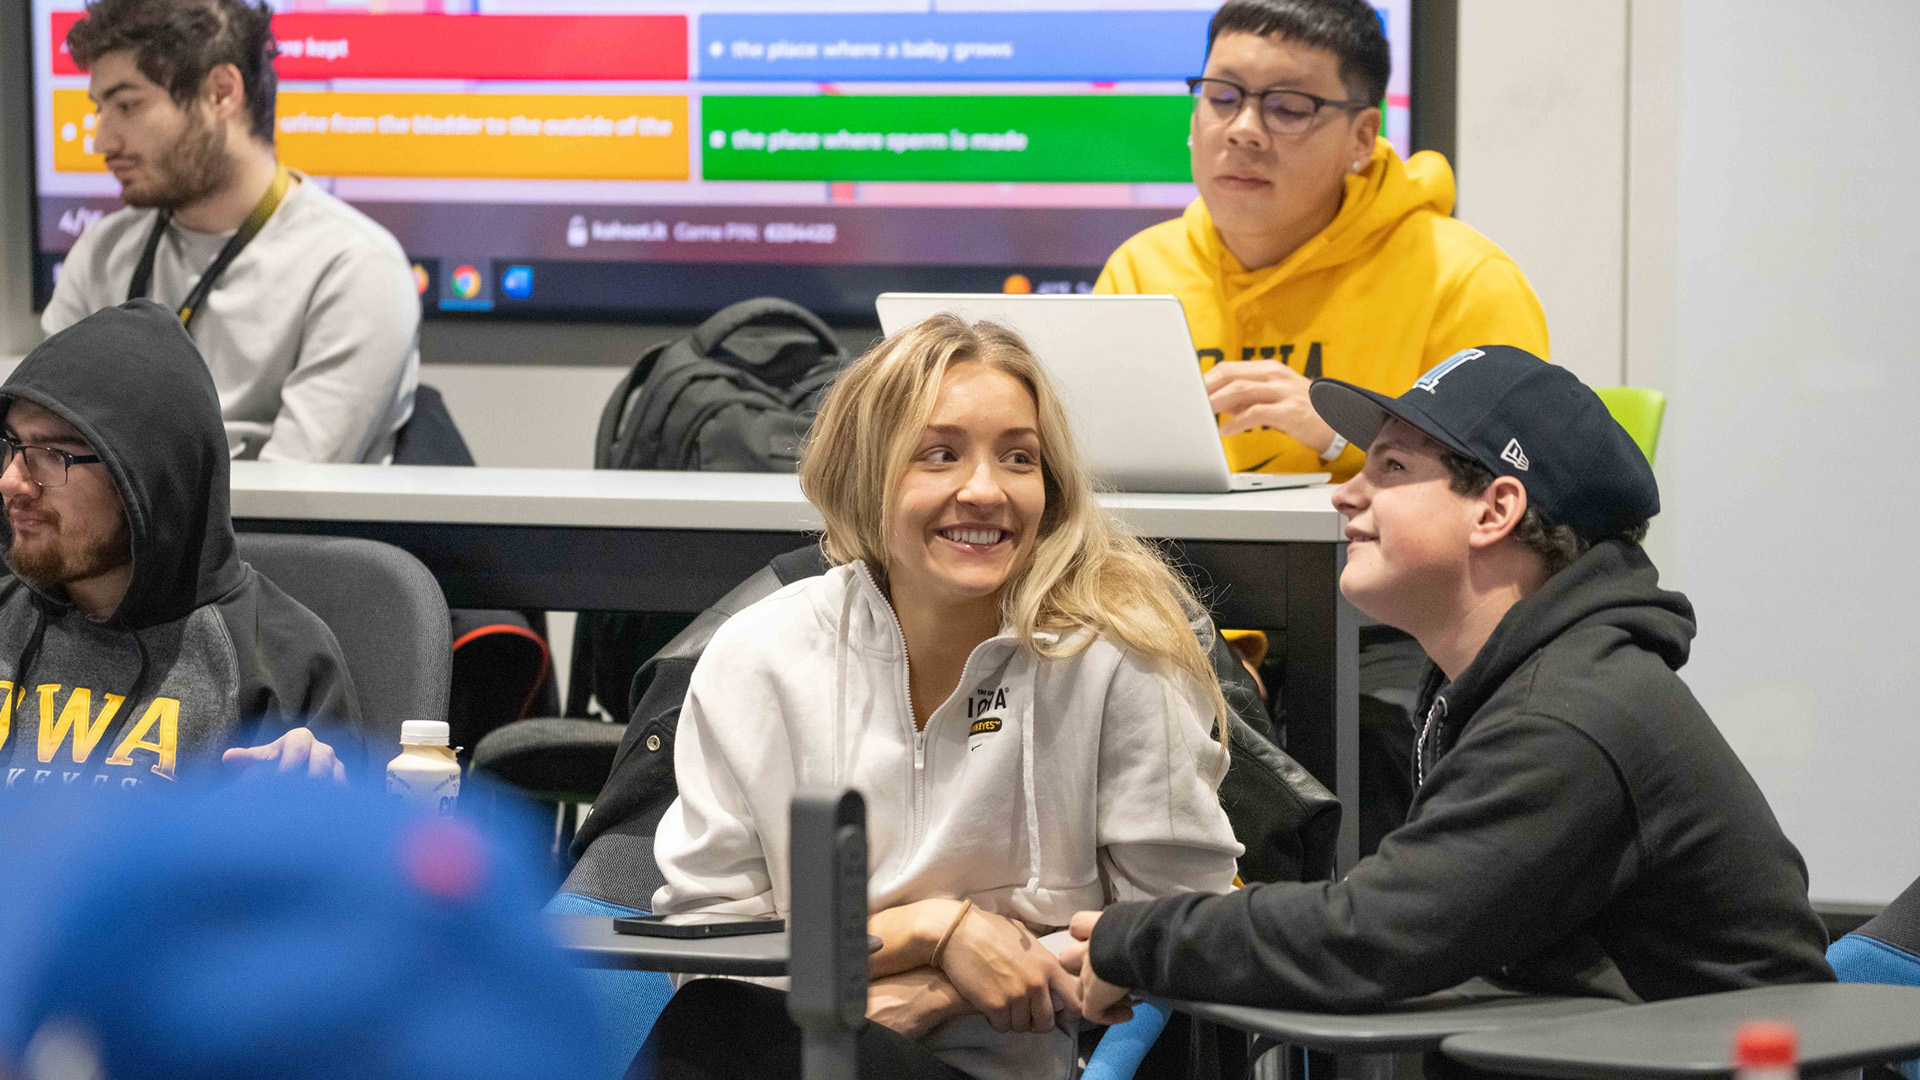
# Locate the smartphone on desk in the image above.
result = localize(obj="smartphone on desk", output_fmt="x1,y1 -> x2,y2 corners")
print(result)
613,912 -> 786,939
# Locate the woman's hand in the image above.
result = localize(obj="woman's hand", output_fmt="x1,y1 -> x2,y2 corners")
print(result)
937,906 -> 1083,1034
868,898 -> 969,978
867,967 -> 974,1039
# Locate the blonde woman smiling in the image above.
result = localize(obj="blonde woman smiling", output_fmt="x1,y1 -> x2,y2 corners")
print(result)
646,316 -> 1240,1080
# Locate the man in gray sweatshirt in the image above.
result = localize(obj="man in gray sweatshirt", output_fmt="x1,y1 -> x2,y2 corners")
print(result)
0,302 -> 361,791
42,0 -> 418,463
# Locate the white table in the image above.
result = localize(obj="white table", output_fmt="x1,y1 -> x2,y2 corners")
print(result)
230,463 -> 1363,871
1172,979 -> 1624,1079
549,914 -> 792,976
1441,983 -> 1920,1080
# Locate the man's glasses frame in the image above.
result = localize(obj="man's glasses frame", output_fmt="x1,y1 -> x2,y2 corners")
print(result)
1186,77 -> 1375,136
1,436 -> 103,488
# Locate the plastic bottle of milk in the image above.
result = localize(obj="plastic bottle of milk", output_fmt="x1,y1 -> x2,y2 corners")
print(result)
387,720 -> 460,814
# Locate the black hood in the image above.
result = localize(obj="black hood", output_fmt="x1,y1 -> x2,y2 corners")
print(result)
1420,538 -> 1696,742
2,300 -> 244,630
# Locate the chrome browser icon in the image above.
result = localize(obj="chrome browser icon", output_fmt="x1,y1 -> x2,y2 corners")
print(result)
450,264 -> 484,300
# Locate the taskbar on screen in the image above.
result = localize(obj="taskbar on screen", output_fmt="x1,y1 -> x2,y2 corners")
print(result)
31,253 -> 1103,327
427,259 -> 1105,325
35,196 -> 1173,324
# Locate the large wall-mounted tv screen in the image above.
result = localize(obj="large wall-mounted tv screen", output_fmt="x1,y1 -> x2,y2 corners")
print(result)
28,0 -> 1414,323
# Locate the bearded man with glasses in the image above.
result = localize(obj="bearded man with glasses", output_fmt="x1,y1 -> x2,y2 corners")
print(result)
1097,0 -> 1552,857
0,302 -> 360,792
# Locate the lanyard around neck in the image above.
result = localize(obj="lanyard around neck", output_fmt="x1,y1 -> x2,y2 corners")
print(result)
126,163 -> 293,330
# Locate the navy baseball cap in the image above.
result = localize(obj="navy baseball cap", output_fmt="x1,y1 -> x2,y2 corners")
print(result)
1309,346 -> 1660,543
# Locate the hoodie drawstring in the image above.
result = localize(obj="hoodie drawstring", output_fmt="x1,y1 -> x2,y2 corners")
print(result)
1,609 -> 49,769
1019,689 -> 1042,896
13,606 -> 49,701
125,633 -> 152,721
829,576 -> 861,786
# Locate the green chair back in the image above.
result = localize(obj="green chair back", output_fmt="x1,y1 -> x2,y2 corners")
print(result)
1594,386 -> 1666,465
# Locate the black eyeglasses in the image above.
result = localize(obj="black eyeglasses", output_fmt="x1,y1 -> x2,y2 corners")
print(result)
1186,77 -> 1374,135
1,437 -> 103,488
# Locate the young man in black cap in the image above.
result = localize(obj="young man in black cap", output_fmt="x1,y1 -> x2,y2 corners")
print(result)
1061,346 -> 1833,1015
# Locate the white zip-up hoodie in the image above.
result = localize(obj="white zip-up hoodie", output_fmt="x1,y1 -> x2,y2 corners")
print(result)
653,562 -> 1241,1080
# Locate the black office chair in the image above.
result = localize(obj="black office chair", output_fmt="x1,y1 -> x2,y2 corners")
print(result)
391,384 -> 476,467
235,533 -> 451,761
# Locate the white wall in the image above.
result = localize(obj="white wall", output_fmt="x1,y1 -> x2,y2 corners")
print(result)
1454,0 -> 1630,389
416,319 -> 649,468
1654,0 -> 1920,904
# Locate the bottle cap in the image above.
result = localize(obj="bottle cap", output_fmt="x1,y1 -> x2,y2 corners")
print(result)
399,720 -> 451,746
1736,1021 -> 1797,1068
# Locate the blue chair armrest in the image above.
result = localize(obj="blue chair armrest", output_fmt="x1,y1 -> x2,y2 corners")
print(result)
546,892 -> 676,1079
1082,998 -> 1172,1080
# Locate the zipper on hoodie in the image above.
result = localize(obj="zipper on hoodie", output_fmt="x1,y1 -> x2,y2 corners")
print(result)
1415,694 -> 1448,788
852,563 -> 1008,864
855,563 -> 935,857
886,602 -> 927,855
912,730 -> 928,852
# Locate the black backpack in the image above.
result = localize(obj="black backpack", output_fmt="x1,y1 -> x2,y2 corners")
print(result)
569,300 -> 850,720
595,297 -> 849,472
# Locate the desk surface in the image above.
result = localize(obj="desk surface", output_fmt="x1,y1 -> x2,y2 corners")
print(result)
549,914 -> 790,976
1171,985 -> 1626,1054
1439,983 -> 1920,1079
230,462 -> 1346,543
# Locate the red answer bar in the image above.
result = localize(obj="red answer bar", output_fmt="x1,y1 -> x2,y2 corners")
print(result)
50,12 -> 688,81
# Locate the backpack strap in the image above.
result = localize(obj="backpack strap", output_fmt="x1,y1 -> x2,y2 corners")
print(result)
689,297 -> 841,360
594,340 -> 671,470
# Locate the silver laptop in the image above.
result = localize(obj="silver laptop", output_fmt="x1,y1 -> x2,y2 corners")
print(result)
874,293 -> 1330,494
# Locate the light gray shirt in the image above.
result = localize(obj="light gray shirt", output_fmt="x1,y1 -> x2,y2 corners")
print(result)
42,174 -> 419,462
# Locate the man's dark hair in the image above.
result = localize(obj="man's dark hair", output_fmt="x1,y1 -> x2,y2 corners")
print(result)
1207,0 -> 1391,107
67,0 -> 278,144
1437,450 -> 1651,579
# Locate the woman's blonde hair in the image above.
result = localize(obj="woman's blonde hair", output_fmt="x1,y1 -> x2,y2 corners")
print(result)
799,314 -> 1231,752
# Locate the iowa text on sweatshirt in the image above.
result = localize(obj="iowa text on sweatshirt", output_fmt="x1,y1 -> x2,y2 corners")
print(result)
1096,137 -> 1549,480
0,301 -> 363,792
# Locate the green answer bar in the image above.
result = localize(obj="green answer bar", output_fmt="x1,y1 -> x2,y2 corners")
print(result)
701,94 -> 1191,183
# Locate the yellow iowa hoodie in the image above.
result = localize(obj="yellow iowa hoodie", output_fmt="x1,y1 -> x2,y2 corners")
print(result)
1095,137 -> 1548,479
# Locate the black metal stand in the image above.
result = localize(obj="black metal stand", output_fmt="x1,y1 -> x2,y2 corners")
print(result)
788,788 -> 869,1080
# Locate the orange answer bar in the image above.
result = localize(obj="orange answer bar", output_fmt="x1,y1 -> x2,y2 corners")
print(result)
50,91 -> 103,173
52,90 -> 690,181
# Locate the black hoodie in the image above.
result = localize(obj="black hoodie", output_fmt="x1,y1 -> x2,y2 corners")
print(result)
1090,539 -> 1833,1007
0,301 -> 361,791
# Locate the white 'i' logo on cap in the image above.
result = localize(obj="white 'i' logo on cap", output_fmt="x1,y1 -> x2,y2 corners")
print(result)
1501,438 -> 1530,471
1414,348 -> 1485,393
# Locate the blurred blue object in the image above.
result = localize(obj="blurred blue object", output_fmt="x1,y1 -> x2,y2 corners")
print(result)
0,783 -> 610,1080
1829,932 -> 1920,1080
545,892 -> 676,1079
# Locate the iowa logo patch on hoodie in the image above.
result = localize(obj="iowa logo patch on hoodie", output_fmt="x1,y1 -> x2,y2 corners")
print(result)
966,685 -> 1008,752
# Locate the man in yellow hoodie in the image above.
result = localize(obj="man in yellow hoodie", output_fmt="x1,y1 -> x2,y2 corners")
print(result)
1098,0 -> 1549,855
1096,0 -> 1548,482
